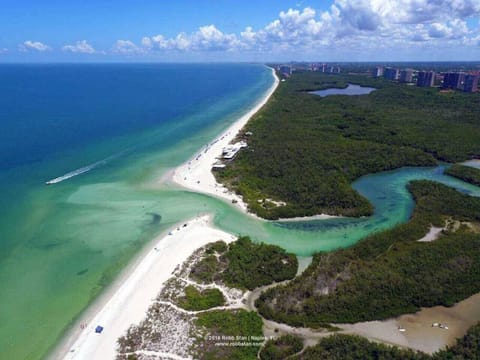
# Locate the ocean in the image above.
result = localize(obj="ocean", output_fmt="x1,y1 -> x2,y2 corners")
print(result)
1,64 -> 479,360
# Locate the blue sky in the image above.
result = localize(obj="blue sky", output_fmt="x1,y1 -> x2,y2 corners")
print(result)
1,0 -> 480,62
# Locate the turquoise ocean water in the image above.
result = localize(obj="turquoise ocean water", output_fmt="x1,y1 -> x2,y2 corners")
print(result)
0,64 -> 479,360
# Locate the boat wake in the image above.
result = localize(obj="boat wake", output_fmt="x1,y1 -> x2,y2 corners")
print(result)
45,152 -> 125,185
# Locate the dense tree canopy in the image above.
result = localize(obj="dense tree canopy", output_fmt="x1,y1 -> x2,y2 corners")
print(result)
216,71 -> 480,219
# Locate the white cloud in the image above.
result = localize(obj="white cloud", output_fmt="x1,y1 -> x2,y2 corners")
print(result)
240,26 -> 256,42
193,25 -> 238,51
19,40 -> 50,52
141,25 -> 237,52
10,1 -> 480,59
262,8 -> 324,43
141,36 -> 153,49
282,1 -> 479,49
0,48 -> 8,54
112,40 -> 144,55
334,1 -> 381,31
347,0 -> 480,25
116,1 -> 480,57
62,40 -> 95,54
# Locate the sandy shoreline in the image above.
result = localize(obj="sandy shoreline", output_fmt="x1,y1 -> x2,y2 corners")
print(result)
53,215 -> 235,360
168,68 -> 342,224
170,66 -> 279,218
276,214 -> 341,222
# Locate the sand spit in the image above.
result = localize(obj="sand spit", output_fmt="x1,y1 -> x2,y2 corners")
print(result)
56,215 -> 235,360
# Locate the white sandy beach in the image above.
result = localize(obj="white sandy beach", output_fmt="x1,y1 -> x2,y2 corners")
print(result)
56,215 -> 235,360
169,68 -> 340,223
170,67 -> 279,216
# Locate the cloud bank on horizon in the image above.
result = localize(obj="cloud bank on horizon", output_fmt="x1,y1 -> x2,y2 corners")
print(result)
62,40 -> 96,54
18,40 -> 51,52
5,0 -> 480,60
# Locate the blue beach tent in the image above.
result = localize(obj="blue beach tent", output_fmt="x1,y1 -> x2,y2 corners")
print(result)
95,325 -> 104,333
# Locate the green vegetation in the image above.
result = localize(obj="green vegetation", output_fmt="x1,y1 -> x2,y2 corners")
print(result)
184,239 -> 297,358
216,71 -> 480,219
288,322 -> 480,359
292,334 -> 428,360
221,236 -> 298,290
190,241 -> 228,284
176,285 -> 225,311
190,236 -> 298,290
256,181 -> 480,326
195,309 -> 263,360
190,254 -> 219,284
445,164 -> 480,187
205,240 -> 228,254
260,335 -> 304,360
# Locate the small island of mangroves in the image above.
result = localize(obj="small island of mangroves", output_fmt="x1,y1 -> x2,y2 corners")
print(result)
446,164 -> 480,187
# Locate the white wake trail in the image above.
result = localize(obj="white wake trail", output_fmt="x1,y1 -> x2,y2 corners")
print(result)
45,151 -> 126,185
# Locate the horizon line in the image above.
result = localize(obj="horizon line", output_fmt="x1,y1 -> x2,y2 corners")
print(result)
1,60 -> 480,65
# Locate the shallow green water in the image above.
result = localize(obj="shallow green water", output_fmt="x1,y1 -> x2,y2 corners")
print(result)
0,64 -> 275,360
